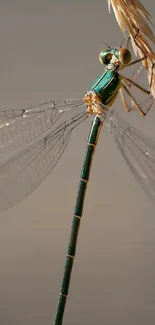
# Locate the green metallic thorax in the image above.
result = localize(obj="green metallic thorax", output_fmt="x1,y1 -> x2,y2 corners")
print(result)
89,67 -> 122,107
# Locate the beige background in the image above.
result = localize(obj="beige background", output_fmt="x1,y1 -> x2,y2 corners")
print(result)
0,1 -> 155,324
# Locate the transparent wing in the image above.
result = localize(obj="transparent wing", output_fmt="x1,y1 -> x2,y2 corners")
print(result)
0,98 -> 85,156
0,108 -> 87,212
106,110 -> 155,202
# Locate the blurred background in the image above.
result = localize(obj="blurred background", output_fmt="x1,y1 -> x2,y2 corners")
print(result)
0,1 -> 155,324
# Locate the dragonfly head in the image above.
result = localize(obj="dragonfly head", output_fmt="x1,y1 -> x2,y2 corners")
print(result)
99,48 -> 132,68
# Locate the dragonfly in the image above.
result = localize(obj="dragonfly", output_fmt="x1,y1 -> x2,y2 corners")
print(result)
107,0 -> 155,97
0,46 -> 155,325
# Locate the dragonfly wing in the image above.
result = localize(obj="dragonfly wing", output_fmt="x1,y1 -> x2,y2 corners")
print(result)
0,110 -> 87,212
106,110 -> 155,202
0,98 -> 85,156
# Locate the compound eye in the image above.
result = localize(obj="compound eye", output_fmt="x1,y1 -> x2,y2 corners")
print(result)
119,48 -> 132,65
99,51 -> 113,65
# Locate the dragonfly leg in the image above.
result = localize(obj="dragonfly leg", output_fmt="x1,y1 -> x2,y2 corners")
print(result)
132,28 -> 154,91
150,63 -> 155,90
119,88 -> 132,113
121,80 -> 146,116
119,74 -> 150,94
125,34 -> 146,66
127,56 -> 146,67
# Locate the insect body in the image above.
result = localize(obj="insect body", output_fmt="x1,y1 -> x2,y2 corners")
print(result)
53,48 -> 155,325
0,46 -> 153,213
84,47 -> 150,116
0,45 -> 155,325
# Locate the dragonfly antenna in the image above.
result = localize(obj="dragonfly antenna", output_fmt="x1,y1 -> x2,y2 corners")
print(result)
120,36 -> 126,48
100,40 -> 111,49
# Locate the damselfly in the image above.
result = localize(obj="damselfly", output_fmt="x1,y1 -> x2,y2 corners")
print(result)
0,46 -> 155,325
